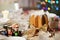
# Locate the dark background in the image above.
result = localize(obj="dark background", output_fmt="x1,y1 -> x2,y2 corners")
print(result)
48,0 -> 60,16
40,0 -> 60,16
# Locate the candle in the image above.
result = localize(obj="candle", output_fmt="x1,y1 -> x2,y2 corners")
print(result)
14,3 -> 19,11
2,10 -> 9,19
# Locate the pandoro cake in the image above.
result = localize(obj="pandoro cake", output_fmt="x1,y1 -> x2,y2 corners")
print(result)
29,15 -> 35,26
35,15 -> 42,29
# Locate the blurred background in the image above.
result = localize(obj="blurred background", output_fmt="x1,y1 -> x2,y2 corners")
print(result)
0,0 -> 60,16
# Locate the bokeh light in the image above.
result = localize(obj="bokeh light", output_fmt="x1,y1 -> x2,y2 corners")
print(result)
56,7 -> 59,10
37,4 -> 41,9
48,0 -> 51,3
48,7 -> 50,10
56,1 -> 59,4
45,0 -> 48,2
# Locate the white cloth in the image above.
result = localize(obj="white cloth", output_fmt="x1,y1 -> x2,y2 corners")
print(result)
0,35 -> 7,40
7,37 -> 26,40
38,31 -> 51,40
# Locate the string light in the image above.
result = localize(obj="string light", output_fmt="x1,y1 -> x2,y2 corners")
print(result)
48,0 -> 51,3
56,1 -> 59,4
45,0 -> 48,2
56,7 -> 59,10
48,7 -> 50,10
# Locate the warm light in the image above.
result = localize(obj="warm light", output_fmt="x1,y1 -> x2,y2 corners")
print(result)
45,0 -> 48,2
48,7 -> 50,10
51,1 -> 55,4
